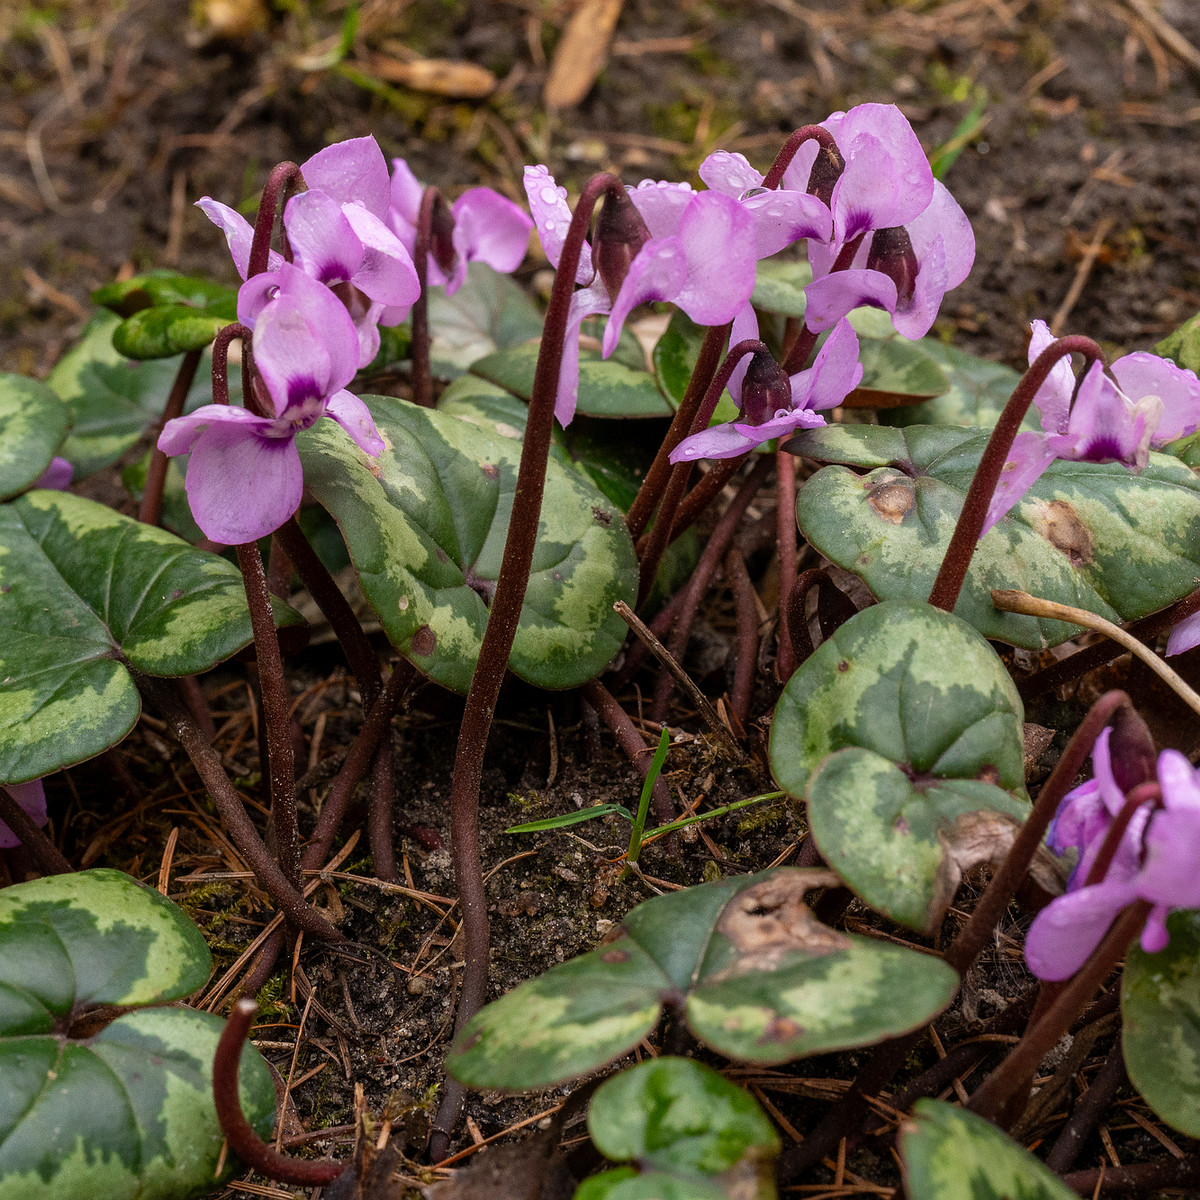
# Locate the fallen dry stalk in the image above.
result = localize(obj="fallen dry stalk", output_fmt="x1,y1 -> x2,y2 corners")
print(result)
991,588 -> 1200,717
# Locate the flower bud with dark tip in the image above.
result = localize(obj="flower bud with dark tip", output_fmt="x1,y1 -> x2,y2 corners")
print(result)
429,193 -> 458,276
739,351 -> 793,426
594,188 -> 652,298
806,142 -> 845,206
1109,704 -> 1157,794
866,225 -> 920,303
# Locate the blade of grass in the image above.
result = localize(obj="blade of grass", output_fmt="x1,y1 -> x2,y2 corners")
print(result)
626,727 -> 671,865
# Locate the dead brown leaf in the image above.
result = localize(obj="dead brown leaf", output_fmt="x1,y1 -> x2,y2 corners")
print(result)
543,0 -> 626,110
363,54 -> 497,99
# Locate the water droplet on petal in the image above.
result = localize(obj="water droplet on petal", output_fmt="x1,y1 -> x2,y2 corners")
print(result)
541,187 -> 558,204
684,447 -> 698,457
775,408 -> 791,420
544,219 -> 556,232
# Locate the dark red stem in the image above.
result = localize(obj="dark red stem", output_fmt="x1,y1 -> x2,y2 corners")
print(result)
651,456 -> 771,721
626,323 -> 729,541
211,323 -> 253,409
410,186 -> 441,408
1084,781 -> 1161,889
635,339 -> 769,605
247,162 -> 304,280
1062,1154 -> 1200,1196
429,172 -> 626,1158
1045,1039 -> 1127,1173
214,1000 -> 345,1186
139,348 -> 203,527
581,680 -> 674,825
775,450 -> 798,680
724,546 -> 757,726
928,335 -> 1104,613
668,455 -> 747,541
367,736 -> 397,882
0,787 -> 71,875
761,124 -> 842,190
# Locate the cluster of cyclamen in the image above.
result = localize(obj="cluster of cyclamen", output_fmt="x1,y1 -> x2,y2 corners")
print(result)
1027,728 -> 1200,980
162,137 -> 532,545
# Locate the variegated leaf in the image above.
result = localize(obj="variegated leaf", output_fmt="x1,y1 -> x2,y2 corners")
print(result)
0,374 -> 70,501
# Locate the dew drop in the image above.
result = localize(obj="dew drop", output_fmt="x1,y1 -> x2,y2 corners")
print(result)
684,447 -> 699,457
541,187 -> 558,204
544,219 -> 556,232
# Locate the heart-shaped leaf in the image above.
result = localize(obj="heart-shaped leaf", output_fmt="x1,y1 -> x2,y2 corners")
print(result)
1122,909 -> 1200,1138
48,313 -> 236,477
900,1100 -> 1077,1200
1155,308 -> 1200,375
424,262 -> 545,378
0,869 -> 275,1200
846,337 -> 949,408
0,489 -> 302,782
751,258 -> 813,318
121,452 -> 205,544
790,424 -> 1200,649
771,602 -> 1028,932
447,868 -> 957,1088
582,1058 -> 779,1200
93,271 -> 238,360
297,397 -> 635,693
471,340 -> 672,418
0,374 -> 70,501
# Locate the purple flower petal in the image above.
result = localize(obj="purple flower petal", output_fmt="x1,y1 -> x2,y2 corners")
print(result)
670,422 -> 766,462
1024,878 -> 1140,980
626,179 -> 696,238
602,239 -> 689,358
739,188 -> 833,259
389,157 -> 424,233
1027,318 -> 1078,434
735,409 -> 825,440
1166,609 -> 1200,657
159,403 -> 280,457
1140,905 -> 1171,953
1057,361 -> 1158,468
698,151 -> 763,197
727,302 -> 761,404
340,203 -> 421,307
0,780 -> 47,850
196,198 -> 283,279
802,268 -> 898,334
301,135 -> 390,219
284,189 -> 363,286
793,319 -> 863,412
555,280 -> 611,426
1111,352 -> 1200,444
524,165 -> 593,285
673,191 -> 756,326
325,389 -> 384,457
183,421 -> 304,544
1141,807 -> 1200,908
33,457 -> 73,490
981,430 -> 1059,534
450,188 -> 533,290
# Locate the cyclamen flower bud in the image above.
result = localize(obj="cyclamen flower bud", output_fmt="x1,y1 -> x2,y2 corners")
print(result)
805,142 -> 845,206
593,188 -> 652,299
866,226 -> 919,304
429,192 -> 458,276
739,351 -> 793,426
1108,705 -> 1157,794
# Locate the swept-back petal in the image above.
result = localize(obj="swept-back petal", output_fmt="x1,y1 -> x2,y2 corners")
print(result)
524,165 -> 593,284
1027,318 -> 1077,434
450,187 -> 533,293
196,198 -> 283,279
626,179 -> 696,238
555,280 -> 611,426
1166,609 -> 1200,657
673,192 -> 756,326
325,390 -> 384,457
1060,361 -> 1159,468
670,421 -> 765,462
388,157 -> 424,232
803,268 -> 898,333
602,239 -> 688,358
284,189 -> 363,286
794,318 -> 863,411
698,151 -> 763,197
740,188 -> 833,258
1141,807 -> 1200,908
302,135 -> 390,218
982,430 -> 1058,534
341,203 -> 421,307
1112,352 -> 1200,444
727,301 -> 761,404
1024,878 -> 1140,980
159,403 -> 280,456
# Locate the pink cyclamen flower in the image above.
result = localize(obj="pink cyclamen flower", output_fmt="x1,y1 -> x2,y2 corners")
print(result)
669,304 -> 863,461
984,319 -> 1200,535
32,457 -> 73,490
0,780 -> 48,849
524,166 -> 757,426
383,159 -> 533,309
159,264 -> 382,545
1026,746 -> 1200,981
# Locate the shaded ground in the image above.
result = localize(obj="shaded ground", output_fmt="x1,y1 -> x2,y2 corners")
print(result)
4,0 -> 1200,1196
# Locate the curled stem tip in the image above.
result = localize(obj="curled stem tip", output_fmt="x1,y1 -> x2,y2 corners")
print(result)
248,161 -> 304,280
214,999 -> 344,1186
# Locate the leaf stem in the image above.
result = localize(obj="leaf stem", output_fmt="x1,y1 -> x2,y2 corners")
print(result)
410,186 -> 444,408
926,335 -> 1103,613
247,162 -> 304,280
724,545 -> 757,725
214,999 -> 345,1186
776,449 -> 798,679
430,172 -> 626,1159
0,787 -> 71,875
138,348 -> 203,527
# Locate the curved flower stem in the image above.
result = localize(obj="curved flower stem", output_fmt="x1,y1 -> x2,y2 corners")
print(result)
429,172 -> 625,1160
247,161 -> 304,279
236,541 -> 299,892
993,589 -> 1200,717
214,999 -> 345,1186
778,689 -> 1131,1180
1046,1039 -> 1127,1174
775,450 -> 798,680
1083,781 -> 1162,888
724,545 -> 757,726
761,124 -> 843,190
210,323 -> 256,408
367,737 -> 397,882
1018,583 -> 1200,701
780,233 -> 866,375
580,680 -> 674,825
667,455 -> 747,541
967,900 -> 1151,1127
651,456 -> 772,722
626,323 -> 730,541
138,675 -> 344,940
927,335 -> 1103,613
0,788 -> 71,875
636,339 -> 769,605
410,186 -> 444,408
139,348 -> 203,527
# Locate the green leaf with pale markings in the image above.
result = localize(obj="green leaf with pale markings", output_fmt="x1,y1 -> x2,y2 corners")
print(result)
297,397 -> 635,693
1155,308 -> 1200,376
0,374 -> 70,500
901,1100 -> 1077,1200
447,868 -> 956,1089
849,337 -> 948,408
472,340 -> 672,418
790,424 -> 1200,649
751,259 -> 813,318
771,602 -> 1028,932
581,1058 -> 779,1200
0,870 -> 275,1200
0,490 -> 302,782
92,270 -> 238,360
1122,908 -> 1200,1137
48,312 -> 238,477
